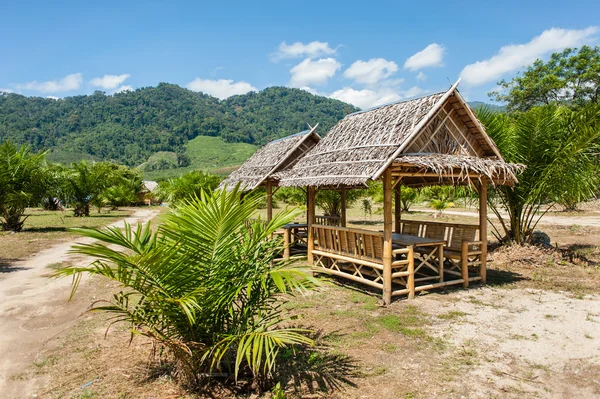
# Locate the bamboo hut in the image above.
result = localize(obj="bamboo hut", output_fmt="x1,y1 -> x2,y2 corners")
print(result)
220,125 -> 320,221
276,80 -> 524,304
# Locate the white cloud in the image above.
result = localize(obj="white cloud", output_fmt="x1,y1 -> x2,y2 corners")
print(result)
343,58 -> 398,85
89,74 -> 130,90
299,86 -> 320,95
460,26 -> 599,86
46,96 -> 59,100
404,43 -> 445,71
416,72 -> 426,81
186,78 -> 257,99
289,58 -> 341,87
401,86 -> 428,98
114,85 -> 133,93
15,73 -> 83,93
330,86 -> 429,109
0,88 -> 13,93
330,87 -> 401,109
272,41 -> 336,61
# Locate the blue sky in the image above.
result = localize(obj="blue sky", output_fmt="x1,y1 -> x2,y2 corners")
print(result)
1,0 -> 599,108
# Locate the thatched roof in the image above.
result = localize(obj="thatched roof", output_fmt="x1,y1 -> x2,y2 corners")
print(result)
220,126 -> 320,191
277,80 -> 519,188
393,153 -> 525,187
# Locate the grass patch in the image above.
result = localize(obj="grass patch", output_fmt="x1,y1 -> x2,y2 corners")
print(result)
375,305 -> 429,338
348,291 -> 379,311
142,136 -> 257,180
0,208 -> 136,261
437,310 -> 468,320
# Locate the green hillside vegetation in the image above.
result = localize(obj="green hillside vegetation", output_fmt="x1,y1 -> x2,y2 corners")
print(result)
0,85 -> 356,167
140,136 -> 257,180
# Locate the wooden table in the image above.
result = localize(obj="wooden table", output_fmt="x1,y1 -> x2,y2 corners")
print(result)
282,223 -> 308,259
392,233 -> 446,283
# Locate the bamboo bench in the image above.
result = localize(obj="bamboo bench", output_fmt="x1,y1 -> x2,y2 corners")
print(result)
400,220 -> 483,286
315,215 -> 342,226
312,224 -> 416,298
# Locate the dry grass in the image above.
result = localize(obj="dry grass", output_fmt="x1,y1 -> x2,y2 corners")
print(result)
0,208 -> 136,263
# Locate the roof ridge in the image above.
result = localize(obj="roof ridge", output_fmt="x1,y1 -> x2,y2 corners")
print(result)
345,90 -> 447,118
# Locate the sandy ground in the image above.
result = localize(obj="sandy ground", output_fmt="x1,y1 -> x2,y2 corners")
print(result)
413,208 -> 600,228
419,287 -> 600,398
0,208 -> 160,399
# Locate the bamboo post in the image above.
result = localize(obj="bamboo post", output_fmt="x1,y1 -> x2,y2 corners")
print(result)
438,244 -> 444,283
479,181 -> 488,284
340,187 -> 347,227
307,186 -> 316,265
394,184 -> 401,233
283,228 -> 290,260
266,180 -> 273,222
461,240 -> 469,288
408,246 -> 415,299
383,169 -> 393,305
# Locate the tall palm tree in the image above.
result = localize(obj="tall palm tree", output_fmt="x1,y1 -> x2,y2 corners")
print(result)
477,105 -> 600,244
57,187 -> 315,384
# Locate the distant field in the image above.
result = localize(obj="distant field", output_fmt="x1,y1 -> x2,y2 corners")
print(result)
141,136 -> 257,180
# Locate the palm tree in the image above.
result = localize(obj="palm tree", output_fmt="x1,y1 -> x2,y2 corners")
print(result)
157,170 -> 221,206
66,161 -> 111,216
0,141 -> 49,231
57,187 -> 315,384
477,105 -> 600,244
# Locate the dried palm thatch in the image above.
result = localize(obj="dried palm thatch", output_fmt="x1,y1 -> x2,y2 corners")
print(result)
278,80 -> 520,188
220,126 -> 320,191
393,153 -> 526,187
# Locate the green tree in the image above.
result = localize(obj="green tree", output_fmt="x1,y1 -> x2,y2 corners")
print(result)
316,189 -> 363,217
398,186 -> 420,212
490,46 -> 600,112
477,105 -> 600,244
65,161 -> 112,216
56,187 -> 315,384
157,170 -> 221,205
423,186 -> 455,216
0,141 -> 49,231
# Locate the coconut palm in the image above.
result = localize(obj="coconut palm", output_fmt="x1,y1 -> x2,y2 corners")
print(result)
0,141 -> 49,231
477,104 -> 600,244
57,186 -> 315,384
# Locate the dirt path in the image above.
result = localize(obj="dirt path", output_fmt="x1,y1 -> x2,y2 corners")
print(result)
0,208 -> 160,398
414,208 -> 600,228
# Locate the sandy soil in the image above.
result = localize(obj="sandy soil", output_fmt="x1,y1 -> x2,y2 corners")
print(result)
0,208 -> 160,399
413,208 -> 600,228
419,287 -> 600,398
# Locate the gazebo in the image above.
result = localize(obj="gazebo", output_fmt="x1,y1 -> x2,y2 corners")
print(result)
275,80 -> 523,304
220,125 -> 320,221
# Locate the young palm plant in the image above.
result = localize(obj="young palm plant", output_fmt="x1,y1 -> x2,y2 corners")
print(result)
0,141 -> 49,231
57,187 -> 315,385
477,105 -> 600,244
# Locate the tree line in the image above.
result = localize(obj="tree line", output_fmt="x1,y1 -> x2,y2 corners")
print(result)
0,85 -> 356,166
0,140 -> 222,231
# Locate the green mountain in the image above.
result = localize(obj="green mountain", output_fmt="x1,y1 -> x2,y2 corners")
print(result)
468,101 -> 506,112
0,84 -> 357,167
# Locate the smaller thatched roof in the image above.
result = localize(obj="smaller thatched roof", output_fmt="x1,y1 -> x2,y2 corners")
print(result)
220,126 -> 320,191
393,153 -> 525,187
141,180 -> 158,193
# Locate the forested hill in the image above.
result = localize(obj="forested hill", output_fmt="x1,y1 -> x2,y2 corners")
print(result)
0,84 -> 358,166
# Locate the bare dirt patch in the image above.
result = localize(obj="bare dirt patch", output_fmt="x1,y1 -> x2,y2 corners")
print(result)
0,208 -> 160,398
